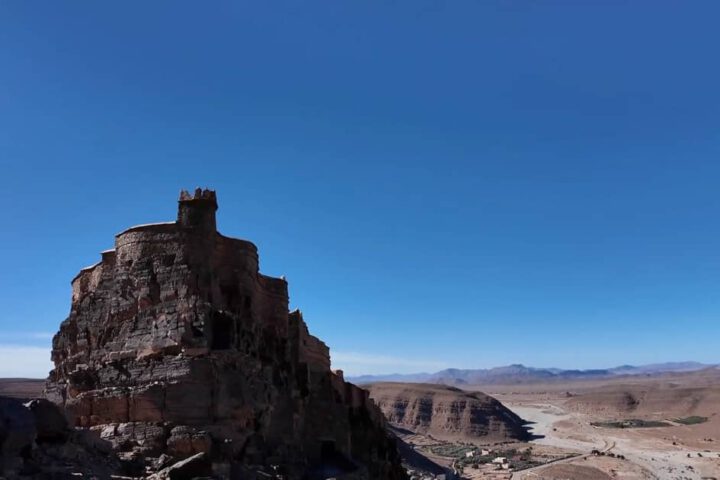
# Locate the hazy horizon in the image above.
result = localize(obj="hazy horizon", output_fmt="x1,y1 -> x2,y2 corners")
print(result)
1,345 -> 716,379
3,2 -> 720,377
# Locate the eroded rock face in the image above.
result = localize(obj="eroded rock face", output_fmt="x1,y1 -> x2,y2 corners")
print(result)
0,396 -> 119,478
47,189 -> 406,479
366,383 -> 529,442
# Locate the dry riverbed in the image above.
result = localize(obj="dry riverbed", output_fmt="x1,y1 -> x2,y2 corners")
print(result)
503,400 -> 720,480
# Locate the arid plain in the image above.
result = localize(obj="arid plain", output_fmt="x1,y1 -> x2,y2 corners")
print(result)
495,369 -> 720,479
357,368 -> 720,480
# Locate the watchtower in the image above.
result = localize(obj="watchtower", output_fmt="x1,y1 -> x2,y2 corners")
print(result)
177,188 -> 218,231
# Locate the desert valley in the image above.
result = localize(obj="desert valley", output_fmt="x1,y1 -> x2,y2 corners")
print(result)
362,367 -> 720,480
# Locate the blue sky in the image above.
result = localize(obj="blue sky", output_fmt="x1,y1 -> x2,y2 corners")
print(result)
2,2 -> 720,377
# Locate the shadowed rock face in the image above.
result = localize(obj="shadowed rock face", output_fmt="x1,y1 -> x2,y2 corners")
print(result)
0,396 -> 120,478
46,189 -> 406,479
366,383 -> 529,442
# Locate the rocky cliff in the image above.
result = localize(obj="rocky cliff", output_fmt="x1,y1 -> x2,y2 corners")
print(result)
46,189 -> 406,479
366,383 -> 529,442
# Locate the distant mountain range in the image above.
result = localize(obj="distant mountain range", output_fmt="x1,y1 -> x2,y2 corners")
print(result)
349,361 -> 718,385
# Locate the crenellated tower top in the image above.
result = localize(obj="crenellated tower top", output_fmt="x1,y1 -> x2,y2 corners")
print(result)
177,188 -> 218,231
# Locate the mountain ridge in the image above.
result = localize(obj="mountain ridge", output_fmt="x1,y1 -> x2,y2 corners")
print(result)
349,362 -> 718,385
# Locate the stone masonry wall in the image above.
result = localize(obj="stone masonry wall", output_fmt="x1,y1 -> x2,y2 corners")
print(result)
47,189 -> 406,479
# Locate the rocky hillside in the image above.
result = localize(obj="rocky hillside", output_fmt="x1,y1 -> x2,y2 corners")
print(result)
366,383 -> 529,442
42,189 -> 406,480
564,382 -> 720,418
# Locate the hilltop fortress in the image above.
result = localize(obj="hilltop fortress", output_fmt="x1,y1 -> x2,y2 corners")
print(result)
46,189 -> 405,479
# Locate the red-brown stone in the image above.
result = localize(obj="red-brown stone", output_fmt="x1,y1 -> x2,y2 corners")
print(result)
47,189 -> 406,479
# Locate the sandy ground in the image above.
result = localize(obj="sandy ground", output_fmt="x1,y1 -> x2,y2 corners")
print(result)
504,401 -> 720,480
0,378 -> 44,400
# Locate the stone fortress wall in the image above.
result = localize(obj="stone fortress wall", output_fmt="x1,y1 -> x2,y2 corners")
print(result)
47,189 -> 405,479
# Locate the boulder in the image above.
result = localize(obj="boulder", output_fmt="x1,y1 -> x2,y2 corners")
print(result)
0,397 -> 35,475
24,398 -> 69,444
150,452 -> 211,480
0,396 -> 121,478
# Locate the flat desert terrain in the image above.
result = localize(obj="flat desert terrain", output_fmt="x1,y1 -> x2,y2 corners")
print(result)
0,378 -> 43,400
485,370 -> 720,480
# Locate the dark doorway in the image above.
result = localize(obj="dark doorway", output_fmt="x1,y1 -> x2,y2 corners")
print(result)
210,312 -> 233,350
320,440 -> 336,460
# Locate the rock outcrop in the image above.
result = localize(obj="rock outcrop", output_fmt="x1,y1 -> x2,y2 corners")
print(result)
0,396 -> 120,478
366,383 -> 529,442
46,189 -> 406,479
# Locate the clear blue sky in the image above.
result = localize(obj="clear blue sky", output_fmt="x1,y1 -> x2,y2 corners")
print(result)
2,1 -> 720,377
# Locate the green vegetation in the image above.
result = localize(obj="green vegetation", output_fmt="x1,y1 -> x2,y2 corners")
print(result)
673,416 -> 708,425
591,419 -> 671,429
453,447 -> 544,472
429,444 -> 475,458
592,416 -> 709,428
426,442 -> 561,473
